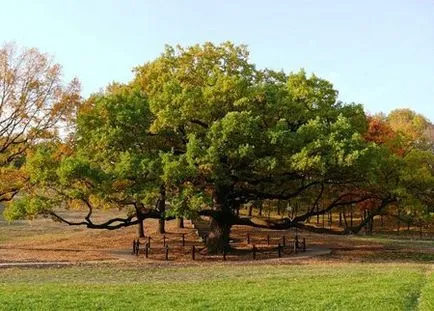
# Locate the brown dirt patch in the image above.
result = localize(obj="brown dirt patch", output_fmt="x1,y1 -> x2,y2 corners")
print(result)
0,210 -> 432,264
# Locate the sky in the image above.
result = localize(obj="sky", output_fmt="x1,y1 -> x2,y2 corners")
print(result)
1,0 -> 433,122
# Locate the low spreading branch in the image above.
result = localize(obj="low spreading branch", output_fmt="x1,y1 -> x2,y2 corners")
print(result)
0,189 -> 20,202
49,208 -> 163,230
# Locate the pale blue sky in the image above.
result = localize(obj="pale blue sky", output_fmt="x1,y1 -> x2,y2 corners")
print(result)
1,0 -> 433,121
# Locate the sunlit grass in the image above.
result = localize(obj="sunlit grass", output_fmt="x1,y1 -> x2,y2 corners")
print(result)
352,235 -> 434,248
419,270 -> 434,311
0,263 -> 432,311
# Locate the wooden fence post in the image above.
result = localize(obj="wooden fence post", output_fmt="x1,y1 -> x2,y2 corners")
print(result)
278,243 -> 282,258
132,240 -> 136,255
147,236 -> 151,248
329,211 -> 332,229
282,236 -> 286,247
419,224 -> 423,239
136,240 -> 140,256
192,245 -> 196,260
182,233 -> 185,246
163,235 -> 166,247
267,234 -> 270,245
247,233 -> 250,244
165,245 -> 169,260
303,238 -> 306,252
253,245 -> 256,260
223,248 -> 227,261
145,243 -> 149,258
293,240 -> 297,254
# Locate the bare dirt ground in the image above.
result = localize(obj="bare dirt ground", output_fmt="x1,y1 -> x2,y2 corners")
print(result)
0,207 -> 433,265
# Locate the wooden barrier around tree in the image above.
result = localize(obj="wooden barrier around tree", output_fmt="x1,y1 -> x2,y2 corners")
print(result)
131,234 -> 307,261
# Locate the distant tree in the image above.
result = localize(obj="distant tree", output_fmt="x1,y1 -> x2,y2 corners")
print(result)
0,43 -> 80,202
360,111 -> 434,234
387,108 -> 431,151
365,116 -> 396,145
399,149 -> 434,223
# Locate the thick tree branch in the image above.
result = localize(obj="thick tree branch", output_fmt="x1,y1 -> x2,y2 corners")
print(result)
49,207 -> 164,230
189,119 -> 209,129
0,189 -> 20,202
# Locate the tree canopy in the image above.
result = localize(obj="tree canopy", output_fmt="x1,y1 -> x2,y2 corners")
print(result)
4,42 -> 433,253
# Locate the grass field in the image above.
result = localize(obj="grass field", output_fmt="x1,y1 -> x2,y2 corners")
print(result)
0,263 -> 432,310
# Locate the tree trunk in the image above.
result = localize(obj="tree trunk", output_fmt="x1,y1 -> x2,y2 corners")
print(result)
343,208 -> 348,230
135,203 -> 145,238
248,204 -> 253,216
158,185 -> 166,234
322,213 -> 325,228
419,222 -> 423,239
258,200 -> 263,216
397,212 -> 400,235
363,210 -> 368,234
329,211 -> 332,229
294,202 -> 299,219
177,217 -> 184,228
137,218 -> 145,238
207,217 -> 231,254
207,185 -> 233,254
159,219 -> 165,234
344,200 -> 392,235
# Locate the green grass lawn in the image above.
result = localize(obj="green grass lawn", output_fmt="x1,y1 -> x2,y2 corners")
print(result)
0,263 -> 432,311
419,269 -> 434,311
353,235 -> 434,249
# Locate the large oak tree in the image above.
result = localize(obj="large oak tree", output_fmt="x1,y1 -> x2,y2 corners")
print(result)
5,42 -> 433,253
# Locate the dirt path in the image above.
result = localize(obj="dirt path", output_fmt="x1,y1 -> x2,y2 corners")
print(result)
0,246 -> 332,268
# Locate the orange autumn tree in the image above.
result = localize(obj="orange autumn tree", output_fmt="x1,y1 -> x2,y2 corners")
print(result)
387,109 -> 430,144
364,115 -> 403,155
365,109 -> 432,156
362,111 -> 433,233
0,43 -> 80,202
